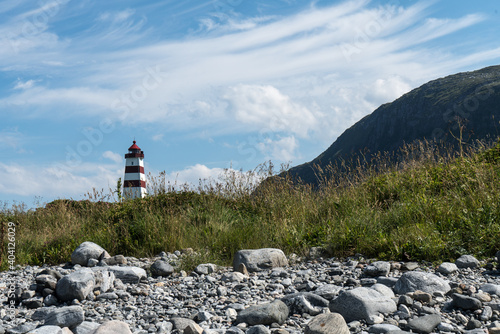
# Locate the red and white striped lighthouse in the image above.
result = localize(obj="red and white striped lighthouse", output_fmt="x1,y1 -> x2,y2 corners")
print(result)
123,140 -> 146,199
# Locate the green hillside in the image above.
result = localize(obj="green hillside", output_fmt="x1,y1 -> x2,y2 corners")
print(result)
2,141 -> 500,270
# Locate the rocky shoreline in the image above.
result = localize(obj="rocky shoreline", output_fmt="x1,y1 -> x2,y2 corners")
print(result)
1,242 -> 500,334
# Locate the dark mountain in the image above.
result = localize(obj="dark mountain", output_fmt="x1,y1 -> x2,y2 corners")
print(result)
287,65 -> 500,185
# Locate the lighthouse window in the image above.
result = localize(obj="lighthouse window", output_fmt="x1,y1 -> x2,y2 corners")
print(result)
131,162 -> 134,165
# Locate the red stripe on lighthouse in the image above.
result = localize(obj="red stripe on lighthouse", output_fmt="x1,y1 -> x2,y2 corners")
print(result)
124,180 -> 146,188
125,166 -> 145,173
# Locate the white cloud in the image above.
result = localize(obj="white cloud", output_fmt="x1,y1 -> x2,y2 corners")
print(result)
256,135 -> 298,162
225,84 -> 319,138
13,79 -> 35,90
102,150 -> 122,163
0,162 -> 121,198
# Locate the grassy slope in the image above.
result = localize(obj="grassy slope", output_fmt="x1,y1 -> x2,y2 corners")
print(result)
2,142 -> 500,271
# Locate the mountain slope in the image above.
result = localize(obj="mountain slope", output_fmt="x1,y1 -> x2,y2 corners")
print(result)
288,65 -> 500,185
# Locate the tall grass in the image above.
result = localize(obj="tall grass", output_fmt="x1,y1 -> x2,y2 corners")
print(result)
2,140 -> 500,271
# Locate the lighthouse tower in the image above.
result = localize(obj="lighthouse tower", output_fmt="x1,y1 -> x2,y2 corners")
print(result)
123,140 -> 146,199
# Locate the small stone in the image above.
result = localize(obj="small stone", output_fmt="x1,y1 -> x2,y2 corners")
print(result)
364,261 -> 390,277
150,260 -> 174,277
401,262 -> 419,271
304,313 -> 350,334
437,262 -> 458,275
413,290 -> 432,303
247,325 -> 271,334
44,306 -> 85,328
236,300 -> 289,325
195,263 -> 217,275
94,320 -> 133,334
466,319 -> 482,330
233,249 -> 288,273
407,314 -> 441,334
368,324 -> 400,333
394,271 -> 450,295
437,322 -> 454,332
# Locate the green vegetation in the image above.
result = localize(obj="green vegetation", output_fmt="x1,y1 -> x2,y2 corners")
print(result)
2,140 -> 500,271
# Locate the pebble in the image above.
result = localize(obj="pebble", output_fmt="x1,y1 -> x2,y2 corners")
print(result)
1,247 -> 500,334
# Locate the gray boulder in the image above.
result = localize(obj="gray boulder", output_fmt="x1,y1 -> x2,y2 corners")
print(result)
5,322 -> 39,334
171,318 -> 201,332
480,283 -> 500,296
314,284 -> 342,300
305,312 -> 350,334
93,320 -> 132,334
247,325 -> 271,334
150,260 -> 175,277
455,255 -> 480,269
393,271 -> 450,295
233,248 -> 288,272
72,321 -> 101,334
437,262 -> 458,275
329,287 -> 397,322
55,269 -> 95,302
92,269 -> 115,293
44,305 -> 85,328
364,261 -> 390,277
71,241 -> 110,266
407,314 -> 441,334
195,263 -> 217,275
281,292 -> 329,315
368,324 -> 401,334
371,283 -> 395,298
107,266 -> 147,283
452,293 -> 482,310
236,300 -> 289,325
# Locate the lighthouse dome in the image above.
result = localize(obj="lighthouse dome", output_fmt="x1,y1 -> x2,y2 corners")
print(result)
128,140 -> 141,151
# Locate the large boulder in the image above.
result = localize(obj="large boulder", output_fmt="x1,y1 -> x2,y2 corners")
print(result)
71,241 -> 110,266
363,261 -> 390,277
233,248 -> 288,272
107,266 -> 147,284
55,269 -> 95,302
236,300 -> 289,325
44,305 -> 85,328
150,260 -> 175,277
329,287 -> 397,322
305,312 -> 350,334
455,255 -> 480,269
393,271 -> 450,295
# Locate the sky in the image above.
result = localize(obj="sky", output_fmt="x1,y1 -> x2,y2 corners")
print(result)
1,0 -> 500,208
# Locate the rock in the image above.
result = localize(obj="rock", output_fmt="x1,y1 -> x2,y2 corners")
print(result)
101,255 -> 127,266
73,321 -> 101,334
437,262 -> 458,275
393,271 -> 450,295
401,262 -> 419,271
247,325 -> 271,334
5,322 -> 39,334
305,313 -> 350,334
281,292 -> 329,315
233,249 -> 288,273
314,284 -> 342,300
437,322 -> 455,332
35,275 -> 58,291
480,283 -> 500,296
195,263 -> 217,275
22,296 -> 43,309
455,255 -> 480,269
412,290 -> 432,303
55,269 -> 95,302
368,324 -> 401,333
371,283 -> 395,298
150,260 -> 175,277
363,261 -> 390,277
184,323 -> 204,334
94,320 -> 133,334
44,305 -> 85,328
28,326 -> 64,334
236,300 -> 289,325
452,293 -> 482,310
43,294 -> 58,306
236,263 -> 249,275
37,268 -> 63,280
329,287 -> 397,322
71,241 -> 110,266
171,318 -> 201,332
221,272 -> 247,282
92,269 -> 115,293
407,314 -> 441,334
107,266 -> 147,283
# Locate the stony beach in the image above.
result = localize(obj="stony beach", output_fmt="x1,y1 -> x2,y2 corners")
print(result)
1,242 -> 500,334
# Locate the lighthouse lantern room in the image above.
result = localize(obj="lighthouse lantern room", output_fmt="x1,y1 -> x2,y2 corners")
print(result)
123,140 -> 146,199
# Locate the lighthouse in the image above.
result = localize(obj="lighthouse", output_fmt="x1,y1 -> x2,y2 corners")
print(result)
123,140 -> 146,199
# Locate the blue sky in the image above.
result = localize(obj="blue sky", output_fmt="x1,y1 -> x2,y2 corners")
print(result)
1,0 -> 500,207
